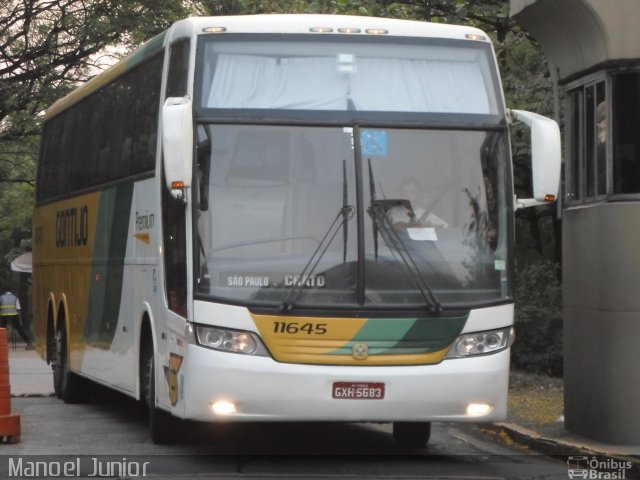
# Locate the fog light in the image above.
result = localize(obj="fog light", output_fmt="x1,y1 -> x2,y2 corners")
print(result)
466,403 -> 492,417
211,400 -> 236,415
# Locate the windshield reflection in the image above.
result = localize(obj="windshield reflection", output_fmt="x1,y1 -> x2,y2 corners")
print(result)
195,124 -> 510,309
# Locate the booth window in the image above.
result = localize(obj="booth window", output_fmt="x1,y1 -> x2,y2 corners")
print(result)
612,72 -> 640,195
566,79 -> 607,204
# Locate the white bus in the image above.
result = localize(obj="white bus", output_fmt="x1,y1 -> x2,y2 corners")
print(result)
33,14 -> 560,446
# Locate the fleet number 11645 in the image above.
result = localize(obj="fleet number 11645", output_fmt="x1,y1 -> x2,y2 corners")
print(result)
273,322 -> 327,335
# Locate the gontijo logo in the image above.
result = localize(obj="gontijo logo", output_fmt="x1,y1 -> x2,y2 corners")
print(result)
56,206 -> 89,248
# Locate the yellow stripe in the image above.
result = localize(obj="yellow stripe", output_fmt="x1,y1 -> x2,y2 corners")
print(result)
252,314 -> 366,359
32,192 -> 102,365
251,313 -> 453,366
272,348 -> 451,366
133,233 -> 151,244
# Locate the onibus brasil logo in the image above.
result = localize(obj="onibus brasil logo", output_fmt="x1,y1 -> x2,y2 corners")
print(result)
567,456 -> 633,479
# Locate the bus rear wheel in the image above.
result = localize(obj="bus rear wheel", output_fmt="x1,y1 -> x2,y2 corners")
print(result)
392,422 -> 431,448
51,323 -> 89,403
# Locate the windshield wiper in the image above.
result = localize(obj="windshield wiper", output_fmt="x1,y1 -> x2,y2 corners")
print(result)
367,163 -> 442,314
342,160 -> 349,263
278,161 -> 354,313
368,158 -> 380,261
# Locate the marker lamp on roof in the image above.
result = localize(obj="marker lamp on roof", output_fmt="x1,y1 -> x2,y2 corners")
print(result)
203,26 -> 227,33
310,27 -> 333,33
465,33 -> 486,41
365,28 -> 388,35
338,27 -> 361,34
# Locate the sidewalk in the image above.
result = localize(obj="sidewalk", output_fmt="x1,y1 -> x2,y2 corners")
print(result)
5,345 -> 640,465
7,344 -> 54,397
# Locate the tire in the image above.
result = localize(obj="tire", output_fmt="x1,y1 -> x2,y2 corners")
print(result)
51,323 -> 89,403
392,422 -> 432,448
51,328 -> 62,399
142,344 -> 175,444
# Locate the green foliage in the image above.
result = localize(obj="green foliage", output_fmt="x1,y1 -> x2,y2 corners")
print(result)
0,181 -> 33,286
512,257 -> 563,376
0,0 -> 205,282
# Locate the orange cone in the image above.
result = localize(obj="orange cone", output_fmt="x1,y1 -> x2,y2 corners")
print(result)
0,328 -> 20,443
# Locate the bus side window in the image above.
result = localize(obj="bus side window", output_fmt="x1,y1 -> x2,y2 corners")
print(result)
166,40 -> 190,98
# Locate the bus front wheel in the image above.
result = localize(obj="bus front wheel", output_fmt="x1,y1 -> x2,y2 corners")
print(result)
392,422 -> 431,449
142,346 -> 175,444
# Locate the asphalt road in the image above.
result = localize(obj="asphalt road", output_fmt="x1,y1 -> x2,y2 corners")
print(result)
0,395 -> 572,479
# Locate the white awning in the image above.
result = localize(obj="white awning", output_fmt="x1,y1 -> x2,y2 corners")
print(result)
10,252 -> 32,274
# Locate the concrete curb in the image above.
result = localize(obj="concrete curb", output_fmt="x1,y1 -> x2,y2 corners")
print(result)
486,422 -> 640,477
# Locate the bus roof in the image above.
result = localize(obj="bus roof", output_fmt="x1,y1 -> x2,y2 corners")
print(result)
45,14 -> 491,121
168,14 -> 490,41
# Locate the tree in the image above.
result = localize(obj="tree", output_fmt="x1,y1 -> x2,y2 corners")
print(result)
0,1 -> 202,146
0,0 -> 203,282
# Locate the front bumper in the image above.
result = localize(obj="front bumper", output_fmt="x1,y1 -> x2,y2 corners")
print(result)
181,344 -> 510,422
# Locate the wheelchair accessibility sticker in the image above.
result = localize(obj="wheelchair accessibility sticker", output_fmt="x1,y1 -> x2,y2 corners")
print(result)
361,130 -> 388,157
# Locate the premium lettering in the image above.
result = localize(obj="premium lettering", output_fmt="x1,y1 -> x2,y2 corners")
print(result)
135,211 -> 155,231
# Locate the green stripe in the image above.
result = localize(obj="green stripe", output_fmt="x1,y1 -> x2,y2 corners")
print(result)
330,313 -> 469,356
84,183 -> 134,346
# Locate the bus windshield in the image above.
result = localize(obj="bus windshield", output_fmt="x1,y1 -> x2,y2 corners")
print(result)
194,125 -> 511,310
197,36 -> 500,115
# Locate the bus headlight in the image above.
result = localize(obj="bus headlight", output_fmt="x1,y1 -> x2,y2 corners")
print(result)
447,327 -> 514,358
195,325 -> 269,356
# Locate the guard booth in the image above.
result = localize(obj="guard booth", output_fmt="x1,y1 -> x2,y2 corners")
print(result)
511,0 -> 640,445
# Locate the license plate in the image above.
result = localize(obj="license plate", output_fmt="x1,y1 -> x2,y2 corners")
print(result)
332,382 -> 385,400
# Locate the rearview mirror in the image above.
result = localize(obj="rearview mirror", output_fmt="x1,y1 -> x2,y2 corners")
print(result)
510,109 -> 561,209
162,96 -> 193,200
